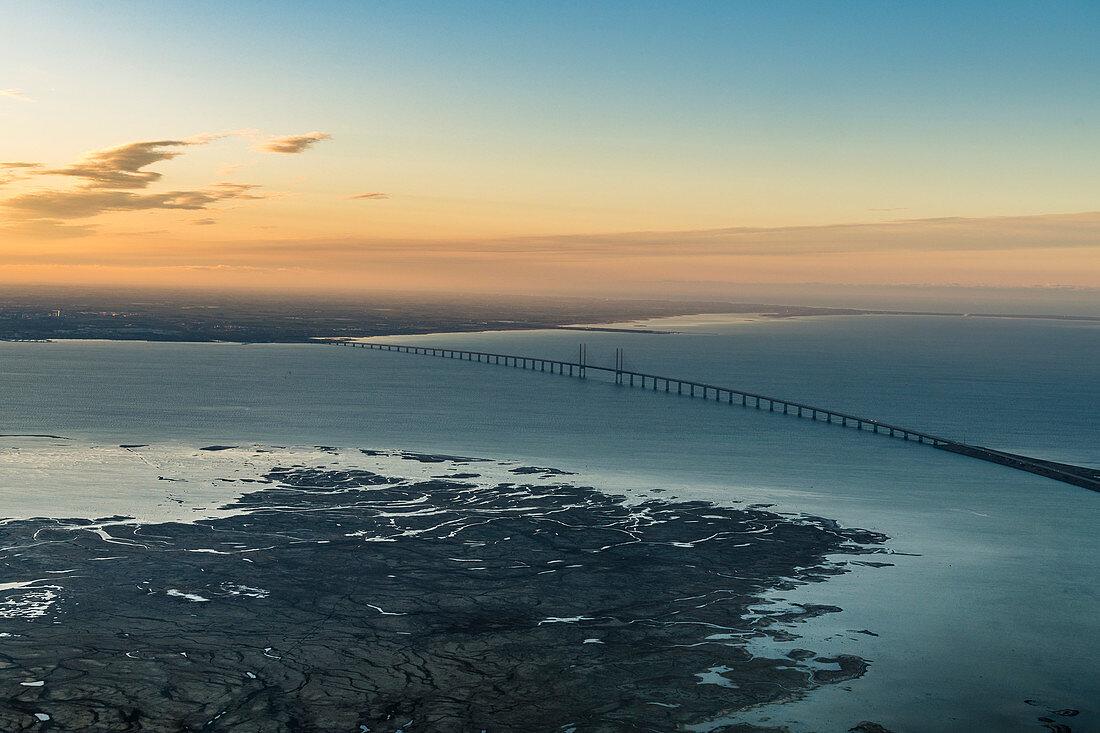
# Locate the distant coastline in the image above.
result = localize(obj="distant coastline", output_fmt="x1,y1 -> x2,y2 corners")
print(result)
2,290 -> 1097,345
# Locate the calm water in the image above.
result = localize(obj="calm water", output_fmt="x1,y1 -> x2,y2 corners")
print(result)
1,314 -> 1097,731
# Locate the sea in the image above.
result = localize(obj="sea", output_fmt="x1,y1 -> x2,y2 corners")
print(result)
1,313 -> 1097,732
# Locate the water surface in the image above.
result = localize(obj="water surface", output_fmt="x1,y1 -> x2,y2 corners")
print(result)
1,314 -> 1096,731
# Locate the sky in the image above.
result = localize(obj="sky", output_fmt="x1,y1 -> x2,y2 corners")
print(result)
1,1 -> 1098,296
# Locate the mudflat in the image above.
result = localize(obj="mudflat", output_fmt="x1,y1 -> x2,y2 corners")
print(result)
1,458 -> 890,732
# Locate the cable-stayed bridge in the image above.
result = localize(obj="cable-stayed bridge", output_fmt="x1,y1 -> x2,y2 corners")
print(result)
324,340 -> 1100,493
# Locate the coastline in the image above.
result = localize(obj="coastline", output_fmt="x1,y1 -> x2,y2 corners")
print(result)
0,445 -> 892,731
5,307 -> 1098,346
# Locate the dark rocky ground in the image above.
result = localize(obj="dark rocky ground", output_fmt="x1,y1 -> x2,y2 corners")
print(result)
0,460 -> 894,732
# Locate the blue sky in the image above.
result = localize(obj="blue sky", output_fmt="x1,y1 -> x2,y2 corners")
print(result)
2,1 -> 1098,291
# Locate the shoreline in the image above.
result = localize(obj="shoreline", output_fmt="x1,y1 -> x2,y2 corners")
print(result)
4,307 -> 1099,346
0,446 -> 893,731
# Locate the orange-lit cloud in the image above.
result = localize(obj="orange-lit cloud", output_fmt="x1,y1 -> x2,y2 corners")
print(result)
1,219 -> 96,238
475,212 -> 1100,255
0,162 -> 42,187
254,132 -> 331,154
0,89 -> 34,102
0,138 -> 291,234
3,185 -> 268,222
40,140 -> 200,189
346,192 -> 390,200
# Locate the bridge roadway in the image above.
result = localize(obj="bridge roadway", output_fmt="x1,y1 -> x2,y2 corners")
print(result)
326,340 -> 1100,493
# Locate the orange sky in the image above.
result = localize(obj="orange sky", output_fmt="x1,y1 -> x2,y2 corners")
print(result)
2,4 -> 1098,295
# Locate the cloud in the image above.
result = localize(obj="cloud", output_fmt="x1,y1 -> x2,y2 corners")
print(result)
41,140 -> 204,189
346,192 -> 390,200
0,131 -> 334,240
3,183 -> 267,220
183,132 -> 239,145
254,132 -> 331,154
204,182 -> 269,200
199,211 -> 1100,262
1,89 -> 35,102
116,229 -> 170,237
468,211 -> 1100,256
0,219 -> 96,238
0,162 -> 42,187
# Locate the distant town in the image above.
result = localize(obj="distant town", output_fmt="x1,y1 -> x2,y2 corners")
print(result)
0,289 -> 880,343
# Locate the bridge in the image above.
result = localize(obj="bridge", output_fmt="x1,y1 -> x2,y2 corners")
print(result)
325,340 -> 1100,493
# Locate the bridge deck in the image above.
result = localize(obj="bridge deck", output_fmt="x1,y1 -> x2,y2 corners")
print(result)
325,340 -> 1099,493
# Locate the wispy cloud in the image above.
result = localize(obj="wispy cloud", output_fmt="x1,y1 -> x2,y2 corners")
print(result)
0,89 -> 35,102
0,136 -> 286,235
346,192 -> 390,200
204,211 -> 1100,260
204,182 -> 269,200
0,162 -> 42,187
41,140 -> 201,189
191,218 -> 217,226
3,184 -> 268,220
466,212 -> 1100,256
254,132 -> 331,154
1,219 -> 96,238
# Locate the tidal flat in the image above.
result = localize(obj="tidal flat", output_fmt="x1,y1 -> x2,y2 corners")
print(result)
0,452 -> 891,732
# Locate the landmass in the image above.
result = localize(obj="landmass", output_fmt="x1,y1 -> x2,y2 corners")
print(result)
0,288 -> 836,343
0,452 -> 891,731
3,287 -> 1093,344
